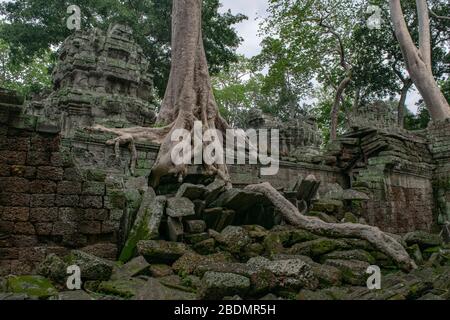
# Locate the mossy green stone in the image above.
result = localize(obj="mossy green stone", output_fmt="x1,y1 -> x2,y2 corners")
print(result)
98,279 -> 145,299
125,190 -> 143,212
287,229 -> 319,245
7,276 -> 58,299
263,231 -> 290,255
343,212 -> 358,224
108,190 -> 128,209
290,238 -> 347,257
86,169 -> 107,182
119,209 -> 151,263
119,193 -> 165,263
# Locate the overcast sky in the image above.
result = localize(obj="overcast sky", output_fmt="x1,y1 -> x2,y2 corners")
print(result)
219,0 -> 269,58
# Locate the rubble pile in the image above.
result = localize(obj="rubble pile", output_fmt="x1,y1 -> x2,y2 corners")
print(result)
1,179 -> 449,301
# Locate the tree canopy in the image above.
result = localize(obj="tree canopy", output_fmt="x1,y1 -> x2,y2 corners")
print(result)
0,39 -> 53,96
0,0 -> 448,139
254,0 -> 449,138
0,0 -> 247,97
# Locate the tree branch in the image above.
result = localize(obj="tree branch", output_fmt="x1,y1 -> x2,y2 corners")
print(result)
429,8 -> 450,21
317,20 -> 351,71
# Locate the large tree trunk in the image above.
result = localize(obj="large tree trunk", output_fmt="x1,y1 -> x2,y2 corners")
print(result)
330,76 -> 351,140
90,0 -> 231,186
90,0 -> 415,271
398,79 -> 413,128
390,0 -> 450,121
149,0 -> 231,186
416,0 -> 432,71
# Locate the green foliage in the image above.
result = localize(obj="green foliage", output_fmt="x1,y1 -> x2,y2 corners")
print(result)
440,77 -> 450,103
212,54 -> 306,127
212,56 -> 265,128
257,0 -> 449,138
212,56 -> 258,126
0,0 -> 246,97
351,0 -> 449,103
310,87 -> 352,143
254,36 -> 312,119
404,105 -> 431,131
257,0 -> 362,116
0,38 -> 53,97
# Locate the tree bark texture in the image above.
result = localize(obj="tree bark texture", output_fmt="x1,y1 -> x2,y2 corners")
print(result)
390,0 -> 450,121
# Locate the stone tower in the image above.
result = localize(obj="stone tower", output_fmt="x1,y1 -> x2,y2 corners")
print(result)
29,24 -> 156,137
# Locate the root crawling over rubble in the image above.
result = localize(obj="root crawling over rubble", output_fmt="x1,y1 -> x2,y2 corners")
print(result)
88,0 -> 415,273
245,182 -> 417,271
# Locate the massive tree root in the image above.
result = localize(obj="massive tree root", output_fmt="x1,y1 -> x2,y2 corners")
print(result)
89,0 -> 416,272
245,182 -> 417,271
90,0 -> 231,187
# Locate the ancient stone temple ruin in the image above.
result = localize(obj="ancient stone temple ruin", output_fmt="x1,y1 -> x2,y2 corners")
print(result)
246,108 -> 323,160
27,24 -> 156,137
1,25 -> 450,300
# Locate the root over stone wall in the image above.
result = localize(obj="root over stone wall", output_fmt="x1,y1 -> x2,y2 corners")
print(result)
1,95 -> 449,275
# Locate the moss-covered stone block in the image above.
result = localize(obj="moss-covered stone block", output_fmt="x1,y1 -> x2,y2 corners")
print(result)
7,276 -> 58,299
10,115 -> 37,131
66,251 -> 114,281
289,238 -> 348,258
119,192 -> 166,263
137,240 -> 190,264
322,249 -> 375,264
136,159 -> 152,169
311,199 -> 344,214
86,169 -> 107,182
263,231 -> 290,256
98,278 -> 146,299
107,190 -> 128,210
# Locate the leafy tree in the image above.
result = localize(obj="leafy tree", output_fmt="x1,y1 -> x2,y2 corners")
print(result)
355,0 -> 449,127
0,38 -> 53,97
212,56 -> 264,128
254,37 -> 311,120
257,0 -> 449,140
213,54 -> 307,128
0,0 -> 246,97
310,86 -> 353,144
258,0 -> 366,140
404,105 -> 431,130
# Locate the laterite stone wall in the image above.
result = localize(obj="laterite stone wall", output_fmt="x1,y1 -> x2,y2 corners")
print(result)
0,109 -> 121,275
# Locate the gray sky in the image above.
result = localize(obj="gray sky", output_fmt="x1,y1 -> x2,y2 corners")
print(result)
219,0 -> 269,58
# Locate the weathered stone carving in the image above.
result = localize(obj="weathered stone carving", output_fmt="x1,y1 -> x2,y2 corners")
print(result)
348,101 -> 399,131
26,24 -> 156,137
246,109 -> 323,159
0,88 -> 24,113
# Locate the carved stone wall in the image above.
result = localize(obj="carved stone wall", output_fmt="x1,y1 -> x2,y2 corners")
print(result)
327,127 -> 436,234
246,109 -> 323,162
0,102 -> 121,275
26,24 -> 156,137
429,119 -> 450,227
348,101 -> 398,131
